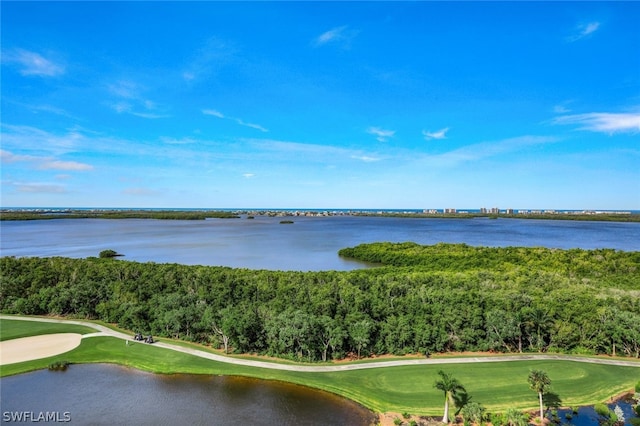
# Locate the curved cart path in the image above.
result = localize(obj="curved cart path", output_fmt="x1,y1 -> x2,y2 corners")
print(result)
2,315 -> 639,371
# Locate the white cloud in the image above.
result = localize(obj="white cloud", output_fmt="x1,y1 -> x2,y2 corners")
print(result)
1,149 -> 93,171
367,127 -> 395,142
1,150 -> 40,163
1,125 -> 88,155
130,111 -> 170,119
313,26 -> 358,48
242,173 -> 255,178
415,135 -> 559,168
351,155 -> 381,162
567,22 -> 601,42
423,127 -> 449,140
553,105 -> 571,114
203,109 -> 268,132
108,80 -> 139,99
552,112 -> 640,134
39,160 -> 94,171
108,80 -> 168,119
315,26 -> 348,45
235,119 -> 268,132
203,109 -> 225,118
2,48 -> 65,77
12,182 -> 67,193
161,137 -> 197,145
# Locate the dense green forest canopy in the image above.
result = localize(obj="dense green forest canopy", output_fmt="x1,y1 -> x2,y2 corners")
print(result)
1,243 -> 639,361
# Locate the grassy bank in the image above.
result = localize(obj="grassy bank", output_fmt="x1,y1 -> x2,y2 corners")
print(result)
1,319 -> 637,416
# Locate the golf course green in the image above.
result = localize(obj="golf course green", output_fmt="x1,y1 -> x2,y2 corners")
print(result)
1,317 -> 638,417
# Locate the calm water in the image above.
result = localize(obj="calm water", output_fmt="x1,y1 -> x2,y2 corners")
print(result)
0,364 -> 377,425
1,216 -> 639,270
555,400 -> 638,426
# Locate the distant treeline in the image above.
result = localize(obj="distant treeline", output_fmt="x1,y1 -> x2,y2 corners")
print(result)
1,243 -> 639,360
1,210 -> 639,222
0,210 -> 239,221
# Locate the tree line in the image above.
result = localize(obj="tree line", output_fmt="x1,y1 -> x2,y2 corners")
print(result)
1,243 -> 638,361
0,210 -> 239,221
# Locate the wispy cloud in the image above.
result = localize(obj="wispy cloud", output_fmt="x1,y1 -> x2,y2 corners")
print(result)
2,48 -> 65,77
552,112 -> 640,134
108,80 -> 169,119
1,149 -> 93,171
351,155 -> 381,162
202,109 -> 225,118
313,26 -> 358,48
367,127 -> 395,142
183,37 -> 235,82
567,22 -> 601,42
203,109 -> 268,132
39,160 -> 93,171
1,125 -> 85,155
122,187 -> 161,196
7,181 -> 67,193
161,137 -> 197,145
415,135 -> 559,168
246,138 -> 384,166
423,127 -> 449,140
130,111 -> 170,119
242,173 -> 255,178
553,104 -> 572,114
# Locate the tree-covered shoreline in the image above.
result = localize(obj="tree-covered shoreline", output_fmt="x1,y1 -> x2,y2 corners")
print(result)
0,210 -> 240,221
1,243 -> 639,361
1,209 -> 639,222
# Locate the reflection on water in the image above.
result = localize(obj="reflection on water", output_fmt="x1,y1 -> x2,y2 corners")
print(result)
0,364 -> 377,425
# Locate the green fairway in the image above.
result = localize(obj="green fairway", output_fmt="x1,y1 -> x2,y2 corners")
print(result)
0,318 -> 96,341
1,318 -> 638,416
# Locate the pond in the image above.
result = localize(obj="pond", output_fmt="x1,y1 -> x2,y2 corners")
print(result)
0,364 -> 377,425
553,396 -> 638,426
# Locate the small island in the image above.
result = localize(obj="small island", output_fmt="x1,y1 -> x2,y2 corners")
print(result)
99,249 -> 123,258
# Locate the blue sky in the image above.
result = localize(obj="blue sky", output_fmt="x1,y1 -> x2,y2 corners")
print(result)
2,2 -> 639,209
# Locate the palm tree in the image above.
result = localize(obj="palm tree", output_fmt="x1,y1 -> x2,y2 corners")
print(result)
527,369 -> 551,422
434,370 -> 466,424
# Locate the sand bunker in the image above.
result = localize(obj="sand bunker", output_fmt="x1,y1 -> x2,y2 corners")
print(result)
0,333 -> 82,365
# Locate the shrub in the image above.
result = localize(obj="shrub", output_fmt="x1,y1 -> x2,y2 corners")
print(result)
489,412 -> 503,426
393,417 -> 403,426
629,418 -> 640,426
636,381 -> 640,393
48,360 -> 69,371
462,402 -> 486,425
402,412 -> 411,419
409,421 -> 418,426
594,403 -> 611,418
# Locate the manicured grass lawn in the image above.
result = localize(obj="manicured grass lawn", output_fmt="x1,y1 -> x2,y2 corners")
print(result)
2,319 -> 638,416
0,318 -> 95,341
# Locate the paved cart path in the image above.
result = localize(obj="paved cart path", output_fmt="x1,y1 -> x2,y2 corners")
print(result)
2,315 -> 639,370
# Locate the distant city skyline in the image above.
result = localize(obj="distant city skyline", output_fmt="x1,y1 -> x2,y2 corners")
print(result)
2,2 -> 639,209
